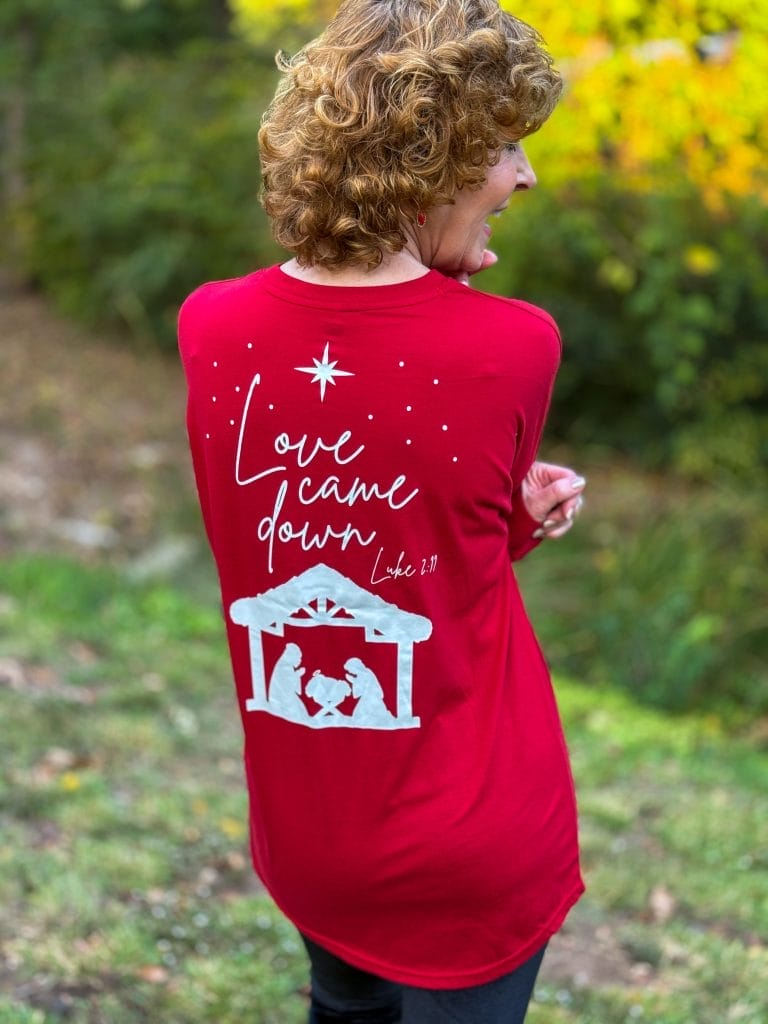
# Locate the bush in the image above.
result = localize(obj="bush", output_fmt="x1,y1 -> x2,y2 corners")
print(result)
18,41 -> 282,347
517,472 -> 768,718
485,181 -> 768,480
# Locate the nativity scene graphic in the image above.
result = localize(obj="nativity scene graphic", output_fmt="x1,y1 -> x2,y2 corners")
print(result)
229,563 -> 432,729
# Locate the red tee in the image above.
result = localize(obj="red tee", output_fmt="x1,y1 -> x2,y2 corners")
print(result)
179,265 -> 584,988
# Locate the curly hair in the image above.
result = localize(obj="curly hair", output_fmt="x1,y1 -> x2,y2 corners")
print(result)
258,0 -> 562,269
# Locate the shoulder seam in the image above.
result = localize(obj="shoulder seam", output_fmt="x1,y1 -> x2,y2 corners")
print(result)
442,280 -> 562,350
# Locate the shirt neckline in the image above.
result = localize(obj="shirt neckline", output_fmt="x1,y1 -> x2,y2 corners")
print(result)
259,263 -> 452,310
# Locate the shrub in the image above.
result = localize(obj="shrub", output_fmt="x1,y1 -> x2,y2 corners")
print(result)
485,181 -> 768,479
18,42 -> 282,347
518,474 -> 768,717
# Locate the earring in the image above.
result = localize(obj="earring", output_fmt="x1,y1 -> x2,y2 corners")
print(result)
416,210 -> 427,227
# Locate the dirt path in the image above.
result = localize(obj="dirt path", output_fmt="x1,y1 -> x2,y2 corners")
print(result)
0,277 -> 196,562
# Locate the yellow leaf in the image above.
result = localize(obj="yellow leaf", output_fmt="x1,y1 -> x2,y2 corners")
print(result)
684,245 -> 720,275
59,772 -> 81,792
219,816 -> 246,840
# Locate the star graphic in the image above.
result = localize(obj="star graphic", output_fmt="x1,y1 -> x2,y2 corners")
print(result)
295,342 -> 354,402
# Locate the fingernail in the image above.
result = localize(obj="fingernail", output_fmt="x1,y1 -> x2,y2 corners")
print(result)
566,508 -> 575,521
532,528 -> 545,539
571,477 -> 586,489
543,519 -> 557,529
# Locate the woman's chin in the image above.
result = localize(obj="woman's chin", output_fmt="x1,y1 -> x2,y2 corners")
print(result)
431,253 -> 485,278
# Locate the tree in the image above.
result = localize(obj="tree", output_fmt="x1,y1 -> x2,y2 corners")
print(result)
508,0 -> 767,205
230,0 -> 335,48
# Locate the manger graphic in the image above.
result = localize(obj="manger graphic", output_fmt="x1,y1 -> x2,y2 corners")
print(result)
230,563 -> 432,730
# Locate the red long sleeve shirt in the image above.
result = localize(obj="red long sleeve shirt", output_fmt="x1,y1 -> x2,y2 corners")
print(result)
179,264 -> 583,988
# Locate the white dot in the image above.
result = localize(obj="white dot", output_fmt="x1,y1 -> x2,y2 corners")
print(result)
269,404 -> 275,410
452,456 -> 458,462
235,386 -> 240,393
213,360 -> 218,367
442,424 -> 448,431
229,419 -> 235,426
406,439 -> 412,445
399,361 -> 405,367
205,433 -> 210,440
406,405 -> 412,412
247,342 -> 253,349
368,414 -> 374,420
212,396 -> 217,402
433,378 -> 439,385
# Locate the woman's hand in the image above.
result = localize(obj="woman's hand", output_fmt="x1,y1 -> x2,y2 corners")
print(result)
446,249 -> 498,286
522,461 -> 586,540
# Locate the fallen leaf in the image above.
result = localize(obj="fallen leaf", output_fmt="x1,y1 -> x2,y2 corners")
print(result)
136,965 -> 169,984
649,884 -> 677,923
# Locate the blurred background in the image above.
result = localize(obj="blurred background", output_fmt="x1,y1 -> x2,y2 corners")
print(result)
1,2 -> 766,1022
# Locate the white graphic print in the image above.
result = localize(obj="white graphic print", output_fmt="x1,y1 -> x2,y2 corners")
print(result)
230,563 -> 432,729
305,670 -> 351,718
234,382 -> 419,574
265,642 -> 307,723
346,658 -> 396,725
295,342 -> 354,402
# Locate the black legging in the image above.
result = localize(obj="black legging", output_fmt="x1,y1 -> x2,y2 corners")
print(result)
301,934 -> 546,1024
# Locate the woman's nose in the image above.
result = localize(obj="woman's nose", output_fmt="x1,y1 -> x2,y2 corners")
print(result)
515,158 -> 537,191
514,146 -> 536,190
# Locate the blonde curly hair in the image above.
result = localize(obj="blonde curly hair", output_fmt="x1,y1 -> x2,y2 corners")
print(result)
258,0 -> 562,269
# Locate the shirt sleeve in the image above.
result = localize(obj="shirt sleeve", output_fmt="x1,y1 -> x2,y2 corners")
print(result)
178,288 -> 217,551
505,315 -> 561,563
507,488 -> 545,562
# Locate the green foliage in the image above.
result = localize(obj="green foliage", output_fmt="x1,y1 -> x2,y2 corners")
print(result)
517,474 -> 768,717
107,0 -> 234,51
16,42 -> 280,346
0,0 -> 231,62
230,0 -> 336,50
485,182 -> 768,478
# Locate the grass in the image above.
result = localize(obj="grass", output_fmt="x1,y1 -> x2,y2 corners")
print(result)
1,554 -> 767,1023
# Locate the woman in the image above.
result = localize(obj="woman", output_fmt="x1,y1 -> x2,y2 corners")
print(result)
179,1 -> 585,1021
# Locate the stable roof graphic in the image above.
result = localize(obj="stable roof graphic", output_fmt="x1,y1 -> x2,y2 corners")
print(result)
230,563 -> 432,729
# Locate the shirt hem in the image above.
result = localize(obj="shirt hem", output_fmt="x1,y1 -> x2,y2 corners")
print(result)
279,878 -> 586,990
